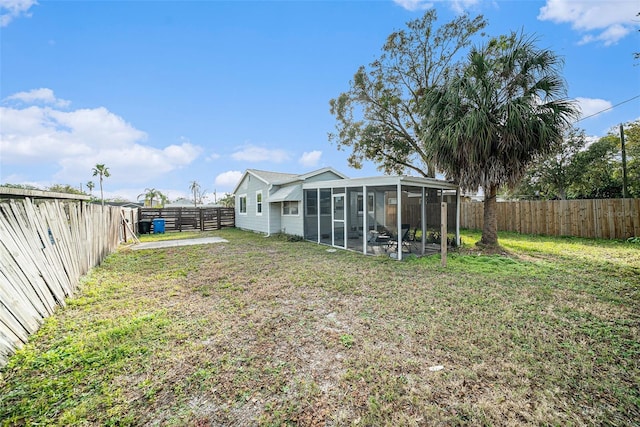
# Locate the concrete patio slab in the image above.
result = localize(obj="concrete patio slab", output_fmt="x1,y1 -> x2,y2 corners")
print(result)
131,237 -> 228,251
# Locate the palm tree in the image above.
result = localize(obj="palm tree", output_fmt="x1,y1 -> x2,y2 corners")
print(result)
157,192 -> 168,208
218,193 -> 235,208
423,33 -> 579,246
91,164 -> 110,206
138,188 -> 160,207
86,181 -> 95,196
189,180 -> 200,207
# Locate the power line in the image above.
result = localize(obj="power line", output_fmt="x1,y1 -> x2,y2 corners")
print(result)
575,94 -> 640,123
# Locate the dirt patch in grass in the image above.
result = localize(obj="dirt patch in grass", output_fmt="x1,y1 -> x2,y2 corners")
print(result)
1,228 -> 639,425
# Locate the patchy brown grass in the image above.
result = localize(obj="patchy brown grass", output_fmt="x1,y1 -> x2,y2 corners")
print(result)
1,228 -> 639,426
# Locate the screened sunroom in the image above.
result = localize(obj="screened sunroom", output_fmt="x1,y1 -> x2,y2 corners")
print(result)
301,176 -> 460,260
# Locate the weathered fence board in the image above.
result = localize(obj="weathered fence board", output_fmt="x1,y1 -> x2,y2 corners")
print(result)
461,198 -> 640,239
0,198 -> 125,368
138,207 -> 235,233
2,202 -> 61,312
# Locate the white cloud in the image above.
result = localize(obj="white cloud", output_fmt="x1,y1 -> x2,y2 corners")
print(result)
393,0 -> 433,12
0,88 -> 202,185
394,0 -> 483,13
299,150 -> 322,167
5,88 -> 70,108
575,97 -> 613,119
215,170 -> 243,191
0,0 -> 37,27
580,24 -> 633,47
206,152 -> 221,161
538,0 -> 639,45
51,140 -> 201,184
162,143 -> 201,165
231,144 -> 290,163
450,0 -> 481,14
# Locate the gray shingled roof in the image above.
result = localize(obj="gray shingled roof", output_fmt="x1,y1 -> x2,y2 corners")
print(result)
247,169 -> 298,184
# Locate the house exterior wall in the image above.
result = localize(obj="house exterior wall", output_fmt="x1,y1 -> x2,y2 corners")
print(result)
280,205 -> 303,236
267,183 -> 304,236
269,202 -> 281,234
235,174 -> 270,233
234,168 -> 347,236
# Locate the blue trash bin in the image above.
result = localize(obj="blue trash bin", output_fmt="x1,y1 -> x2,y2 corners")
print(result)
152,218 -> 165,234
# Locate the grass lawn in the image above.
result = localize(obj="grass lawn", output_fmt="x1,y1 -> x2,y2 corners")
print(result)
1,229 -> 638,426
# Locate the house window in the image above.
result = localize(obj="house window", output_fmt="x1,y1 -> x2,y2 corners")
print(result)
283,201 -> 299,216
306,191 -> 317,215
239,194 -> 247,214
256,191 -> 263,215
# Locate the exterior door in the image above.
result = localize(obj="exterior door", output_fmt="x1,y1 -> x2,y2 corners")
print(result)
332,193 -> 345,248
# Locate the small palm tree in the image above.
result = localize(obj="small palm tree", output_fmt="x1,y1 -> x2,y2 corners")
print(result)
138,188 -> 159,207
86,181 -> 95,196
157,192 -> 168,208
218,193 -> 235,208
189,180 -> 200,207
91,164 -> 110,206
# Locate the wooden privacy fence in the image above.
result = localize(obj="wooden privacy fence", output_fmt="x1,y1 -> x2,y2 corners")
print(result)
461,198 -> 640,239
0,198 -> 125,368
138,207 -> 235,232
388,203 -> 457,233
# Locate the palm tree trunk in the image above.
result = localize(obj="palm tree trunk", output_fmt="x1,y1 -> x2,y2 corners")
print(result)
100,177 -> 104,206
480,184 -> 498,246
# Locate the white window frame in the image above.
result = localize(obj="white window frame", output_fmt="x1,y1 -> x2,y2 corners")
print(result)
282,200 -> 299,216
239,194 -> 247,215
357,194 -> 364,215
256,191 -> 263,215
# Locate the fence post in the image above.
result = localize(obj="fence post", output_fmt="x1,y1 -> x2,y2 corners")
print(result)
200,208 -> 204,231
441,202 -> 447,267
216,208 -> 222,230
121,212 -> 127,242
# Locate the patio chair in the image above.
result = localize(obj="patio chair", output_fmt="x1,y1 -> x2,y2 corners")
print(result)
387,224 -> 412,253
368,228 -> 392,247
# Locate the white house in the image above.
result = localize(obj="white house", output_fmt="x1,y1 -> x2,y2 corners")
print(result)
233,168 -> 348,237
233,168 -> 460,260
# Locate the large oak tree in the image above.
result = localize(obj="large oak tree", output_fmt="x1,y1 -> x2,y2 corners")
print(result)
506,127 -> 588,200
329,10 -> 487,177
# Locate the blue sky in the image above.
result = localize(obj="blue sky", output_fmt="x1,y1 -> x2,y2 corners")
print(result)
1,0 -> 639,203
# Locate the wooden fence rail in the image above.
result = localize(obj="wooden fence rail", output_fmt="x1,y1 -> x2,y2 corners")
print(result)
138,207 -> 235,232
461,198 -> 640,239
0,199 -> 125,367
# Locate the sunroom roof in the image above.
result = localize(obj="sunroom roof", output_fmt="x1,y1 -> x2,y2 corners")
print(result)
301,175 -> 458,191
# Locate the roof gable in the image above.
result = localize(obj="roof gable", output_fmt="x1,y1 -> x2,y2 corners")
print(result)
294,167 -> 348,182
232,169 -> 289,194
